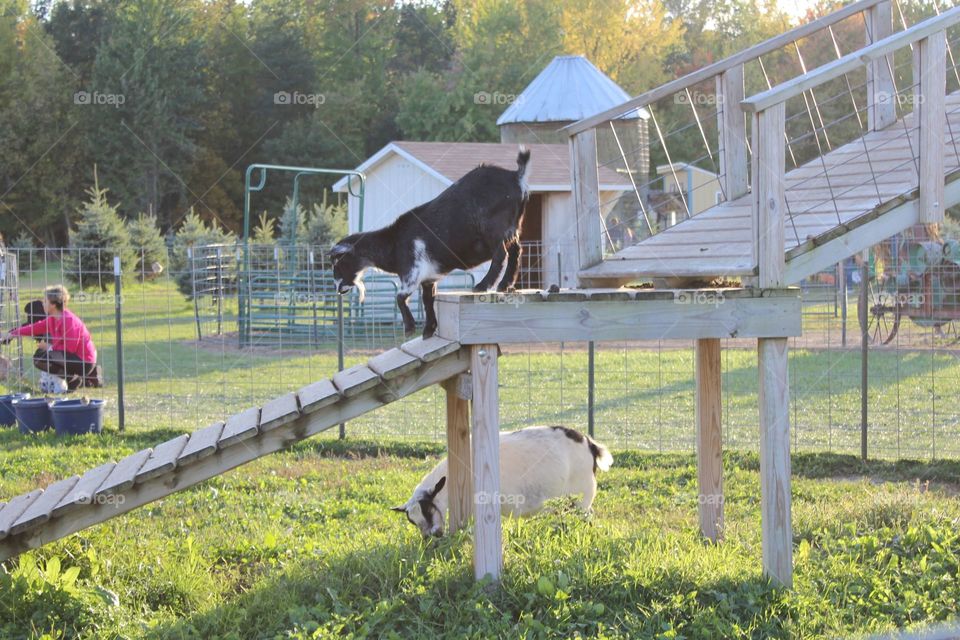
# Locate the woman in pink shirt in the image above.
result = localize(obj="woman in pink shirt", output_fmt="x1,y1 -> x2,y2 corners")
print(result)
1,285 -> 102,390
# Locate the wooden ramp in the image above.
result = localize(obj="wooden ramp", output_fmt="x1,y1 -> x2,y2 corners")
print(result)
574,5 -> 960,289
0,337 -> 467,561
582,90 -> 960,284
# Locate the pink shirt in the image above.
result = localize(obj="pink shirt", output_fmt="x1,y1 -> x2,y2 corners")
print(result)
11,309 -> 98,363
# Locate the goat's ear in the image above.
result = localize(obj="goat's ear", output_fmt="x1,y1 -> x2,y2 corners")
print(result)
429,476 -> 446,498
390,505 -> 407,513
329,242 -> 352,259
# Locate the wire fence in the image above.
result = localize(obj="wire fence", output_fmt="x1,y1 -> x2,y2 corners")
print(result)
2,245 -> 960,460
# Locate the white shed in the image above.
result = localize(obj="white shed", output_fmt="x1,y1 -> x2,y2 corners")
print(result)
332,141 -> 631,291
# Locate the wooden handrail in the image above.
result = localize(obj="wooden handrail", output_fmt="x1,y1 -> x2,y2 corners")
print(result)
563,0 -> 888,136
741,5 -> 960,112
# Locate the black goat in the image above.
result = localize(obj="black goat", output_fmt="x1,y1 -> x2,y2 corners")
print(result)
331,147 -> 530,338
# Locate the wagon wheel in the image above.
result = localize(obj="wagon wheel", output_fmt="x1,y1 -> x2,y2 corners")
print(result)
858,277 -> 901,345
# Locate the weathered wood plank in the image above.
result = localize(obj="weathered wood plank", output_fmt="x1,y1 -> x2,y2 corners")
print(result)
758,337 -> 793,588
218,407 -> 260,448
400,336 -> 460,363
135,434 -> 189,483
260,393 -> 301,432
917,31 -> 947,223
755,104 -> 786,288
570,129 -> 602,272
96,448 -> 152,497
0,490 -> 44,540
443,377 -> 472,534
866,0 -> 896,130
297,379 -> 340,414
332,364 -> 381,398
52,462 -> 115,518
471,344 -> 502,582
367,349 -> 422,381
177,422 -> 224,466
10,476 -> 80,536
441,293 -> 801,343
696,339 -> 723,543
718,64 -> 749,201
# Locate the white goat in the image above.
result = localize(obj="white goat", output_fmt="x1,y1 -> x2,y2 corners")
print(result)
392,426 -> 614,537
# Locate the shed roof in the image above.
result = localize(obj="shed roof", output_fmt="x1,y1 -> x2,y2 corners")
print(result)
496,55 -> 649,126
332,141 -> 632,192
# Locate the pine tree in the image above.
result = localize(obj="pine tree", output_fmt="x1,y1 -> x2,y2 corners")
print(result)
170,209 -> 235,298
279,197 -> 307,247
304,194 -> 348,250
67,170 -> 135,290
127,212 -> 168,279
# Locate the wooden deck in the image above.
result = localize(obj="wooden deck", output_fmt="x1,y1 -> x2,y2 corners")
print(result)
581,91 -> 960,283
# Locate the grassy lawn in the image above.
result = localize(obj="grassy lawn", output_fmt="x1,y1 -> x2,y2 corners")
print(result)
1,429 -> 960,639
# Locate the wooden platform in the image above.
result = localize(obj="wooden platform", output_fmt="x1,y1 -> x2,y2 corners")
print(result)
436,288 -> 801,344
581,91 -> 960,284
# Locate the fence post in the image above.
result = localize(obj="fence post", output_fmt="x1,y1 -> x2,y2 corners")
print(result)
859,250 -> 869,461
113,256 -> 125,432
587,341 -> 595,438
338,294 -> 345,439
188,247 -> 202,341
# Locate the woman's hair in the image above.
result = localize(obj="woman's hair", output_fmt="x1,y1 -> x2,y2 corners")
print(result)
43,284 -> 70,311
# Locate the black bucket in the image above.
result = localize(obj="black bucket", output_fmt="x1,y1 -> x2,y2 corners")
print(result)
0,393 -> 29,427
14,398 -> 53,434
51,399 -> 105,436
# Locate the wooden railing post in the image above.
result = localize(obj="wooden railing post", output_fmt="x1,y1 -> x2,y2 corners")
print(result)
866,0 -> 896,130
569,130 -> 602,275
717,64 -> 749,201
915,31 -> 947,224
752,102 -> 793,588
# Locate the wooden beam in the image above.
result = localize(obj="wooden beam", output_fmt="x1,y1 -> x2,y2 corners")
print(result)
916,31 -> 947,223
866,0 -> 896,130
436,289 -> 801,344
758,337 -> 792,588
753,104 -> 786,288
470,344 -> 502,583
443,377 -> 472,534
695,338 -> 723,543
717,65 -> 749,201
569,130 -> 602,274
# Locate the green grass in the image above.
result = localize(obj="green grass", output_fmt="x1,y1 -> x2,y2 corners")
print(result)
1,430 -> 960,639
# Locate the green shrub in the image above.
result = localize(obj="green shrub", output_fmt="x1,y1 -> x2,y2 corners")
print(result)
66,174 -> 135,291
170,210 -> 236,299
127,212 -> 168,280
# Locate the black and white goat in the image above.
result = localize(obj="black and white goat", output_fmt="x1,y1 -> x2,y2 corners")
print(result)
330,148 -> 531,338
392,425 -> 614,538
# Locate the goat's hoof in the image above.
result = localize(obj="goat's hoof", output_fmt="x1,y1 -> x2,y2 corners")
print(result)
422,326 -> 436,339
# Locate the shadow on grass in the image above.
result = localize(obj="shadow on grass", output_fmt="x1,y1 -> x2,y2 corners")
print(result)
143,531 -> 789,640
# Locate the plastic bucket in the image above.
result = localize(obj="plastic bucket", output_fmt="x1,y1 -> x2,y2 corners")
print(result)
51,399 -> 105,436
0,393 -> 29,427
14,398 -> 53,434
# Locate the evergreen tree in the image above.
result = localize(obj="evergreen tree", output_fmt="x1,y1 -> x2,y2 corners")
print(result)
67,170 -> 135,290
304,196 -> 347,250
170,209 -> 235,298
127,212 -> 168,279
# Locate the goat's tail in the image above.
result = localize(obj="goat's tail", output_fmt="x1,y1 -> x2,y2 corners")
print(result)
516,146 -> 531,182
587,436 -> 614,472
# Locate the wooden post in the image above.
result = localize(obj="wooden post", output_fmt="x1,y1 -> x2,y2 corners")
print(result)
569,129 -> 602,273
443,376 -> 472,534
866,0 -> 896,130
753,102 -> 793,588
470,344 -> 502,582
915,32 -> 946,224
717,65 -> 749,201
695,338 -> 723,542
